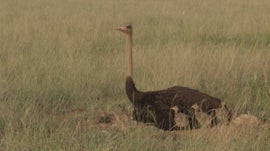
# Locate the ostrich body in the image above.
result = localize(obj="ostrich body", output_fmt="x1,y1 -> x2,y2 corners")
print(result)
116,24 -> 222,130
232,114 -> 262,127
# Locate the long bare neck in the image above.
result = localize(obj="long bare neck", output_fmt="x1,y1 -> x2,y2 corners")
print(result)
125,32 -> 140,103
126,33 -> 133,77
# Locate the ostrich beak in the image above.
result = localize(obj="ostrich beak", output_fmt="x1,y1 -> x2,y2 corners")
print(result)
115,26 -> 122,30
115,26 -> 127,32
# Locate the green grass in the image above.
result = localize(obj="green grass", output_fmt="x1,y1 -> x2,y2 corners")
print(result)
0,0 -> 270,150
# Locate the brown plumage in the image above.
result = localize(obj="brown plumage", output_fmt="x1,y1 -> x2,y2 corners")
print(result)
192,102 -> 214,128
170,105 -> 190,130
214,101 -> 232,125
116,24 -> 222,130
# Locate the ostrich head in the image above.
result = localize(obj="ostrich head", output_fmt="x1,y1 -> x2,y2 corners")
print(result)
191,104 -> 200,112
171,105 -> 179,114
116,24 -> 132,34
221,101 -> 227,109
170,106 -> 179,114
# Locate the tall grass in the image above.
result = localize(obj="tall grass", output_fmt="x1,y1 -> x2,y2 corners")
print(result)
0,0 -> 270,150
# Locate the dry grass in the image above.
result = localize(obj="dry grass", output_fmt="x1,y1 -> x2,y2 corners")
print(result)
0,0 -> 270,150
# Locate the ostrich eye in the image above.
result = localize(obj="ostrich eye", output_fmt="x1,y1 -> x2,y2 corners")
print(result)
126,25 -> 132,29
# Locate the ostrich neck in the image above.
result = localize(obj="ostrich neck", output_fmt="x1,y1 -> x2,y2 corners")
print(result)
126,33 -> 133,77
125,33 -> 140,103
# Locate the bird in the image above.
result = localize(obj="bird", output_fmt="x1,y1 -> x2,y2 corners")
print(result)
116,24 -> 223,130
214,101 -> 232,125
170,105 -> 190,130
232,114 -> 262,127
191,102 -> 214,128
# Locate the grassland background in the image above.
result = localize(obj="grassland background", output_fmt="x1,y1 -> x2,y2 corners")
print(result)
0,0 -> 270,150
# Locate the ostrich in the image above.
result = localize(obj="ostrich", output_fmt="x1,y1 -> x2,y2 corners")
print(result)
232,114 -> 262,127
214,101 -> 232,125
170,105 -> 190,130
191,102 -> 214,128
116,24 -> 223,130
